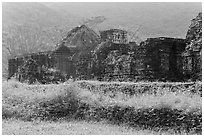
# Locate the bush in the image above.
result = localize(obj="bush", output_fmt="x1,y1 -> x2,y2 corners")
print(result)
77,80 -> 202,96
2,80 -> 202,133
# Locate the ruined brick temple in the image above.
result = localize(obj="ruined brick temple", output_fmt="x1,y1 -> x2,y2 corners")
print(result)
138,37 -> 186,81
8,13 -> 202,82
182,12 -> 202,81
92,36 -> 186,81
100,29 -> 128,44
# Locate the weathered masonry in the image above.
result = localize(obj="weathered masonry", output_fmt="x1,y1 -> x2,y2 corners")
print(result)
8,52 -> 52,79
8,45 -> 76,81
182,12 -> 202,80
139,37 -> 187,81
93,37 -> 187,81
8,12 -> 202,82
100,29 -> 128,44
7,25 -> 99,81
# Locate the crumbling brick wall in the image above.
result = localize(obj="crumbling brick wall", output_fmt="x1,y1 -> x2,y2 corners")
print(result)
140,37 -> 186,81
92,37 -> 186,81
8,52 -> 54,80
92,41 -> 134,81
183,12 -> 202,81
8,45 -> 76,83
100,29 -> 128,44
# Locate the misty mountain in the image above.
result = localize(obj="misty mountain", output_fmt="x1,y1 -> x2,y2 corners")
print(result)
43,2 -> 201,39
3,2 -> 201,39
2,2 -> 73,29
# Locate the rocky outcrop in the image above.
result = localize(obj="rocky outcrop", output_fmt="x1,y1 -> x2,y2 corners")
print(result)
183,12 -> 202,81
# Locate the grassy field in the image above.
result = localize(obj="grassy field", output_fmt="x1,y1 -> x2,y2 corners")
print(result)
3,118 -> 182,135
2,80 -> 202,135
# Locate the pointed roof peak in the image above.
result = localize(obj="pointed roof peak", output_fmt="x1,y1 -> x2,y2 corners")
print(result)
78,24 -> 96,33
69,24 -> 95,35
57,24 -> 100,49
80,24 -> 87,28
75,24 -> 90,31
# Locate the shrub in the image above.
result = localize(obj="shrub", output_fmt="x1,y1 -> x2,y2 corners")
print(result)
77,80 -> 202,96
2,80 -> 202,133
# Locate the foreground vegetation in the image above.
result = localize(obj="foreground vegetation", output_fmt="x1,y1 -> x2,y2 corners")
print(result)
2,80 -> 202,134
3,118 -> 182,135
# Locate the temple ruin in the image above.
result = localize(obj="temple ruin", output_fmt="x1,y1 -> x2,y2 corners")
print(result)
8,13 -> 202,83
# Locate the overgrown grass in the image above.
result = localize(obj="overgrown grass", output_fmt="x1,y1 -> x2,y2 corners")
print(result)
3,118 -> 188,135
2,80 -> 202,134
77,80 -> 202,96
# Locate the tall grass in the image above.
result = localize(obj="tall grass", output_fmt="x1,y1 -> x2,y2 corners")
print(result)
77,80 -> 202,96
2,80 -> 202,134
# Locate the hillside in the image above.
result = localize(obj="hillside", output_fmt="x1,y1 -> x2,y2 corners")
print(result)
43,2 -> 201,39
2,2 -> 72,29
2,2 -> 201,39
